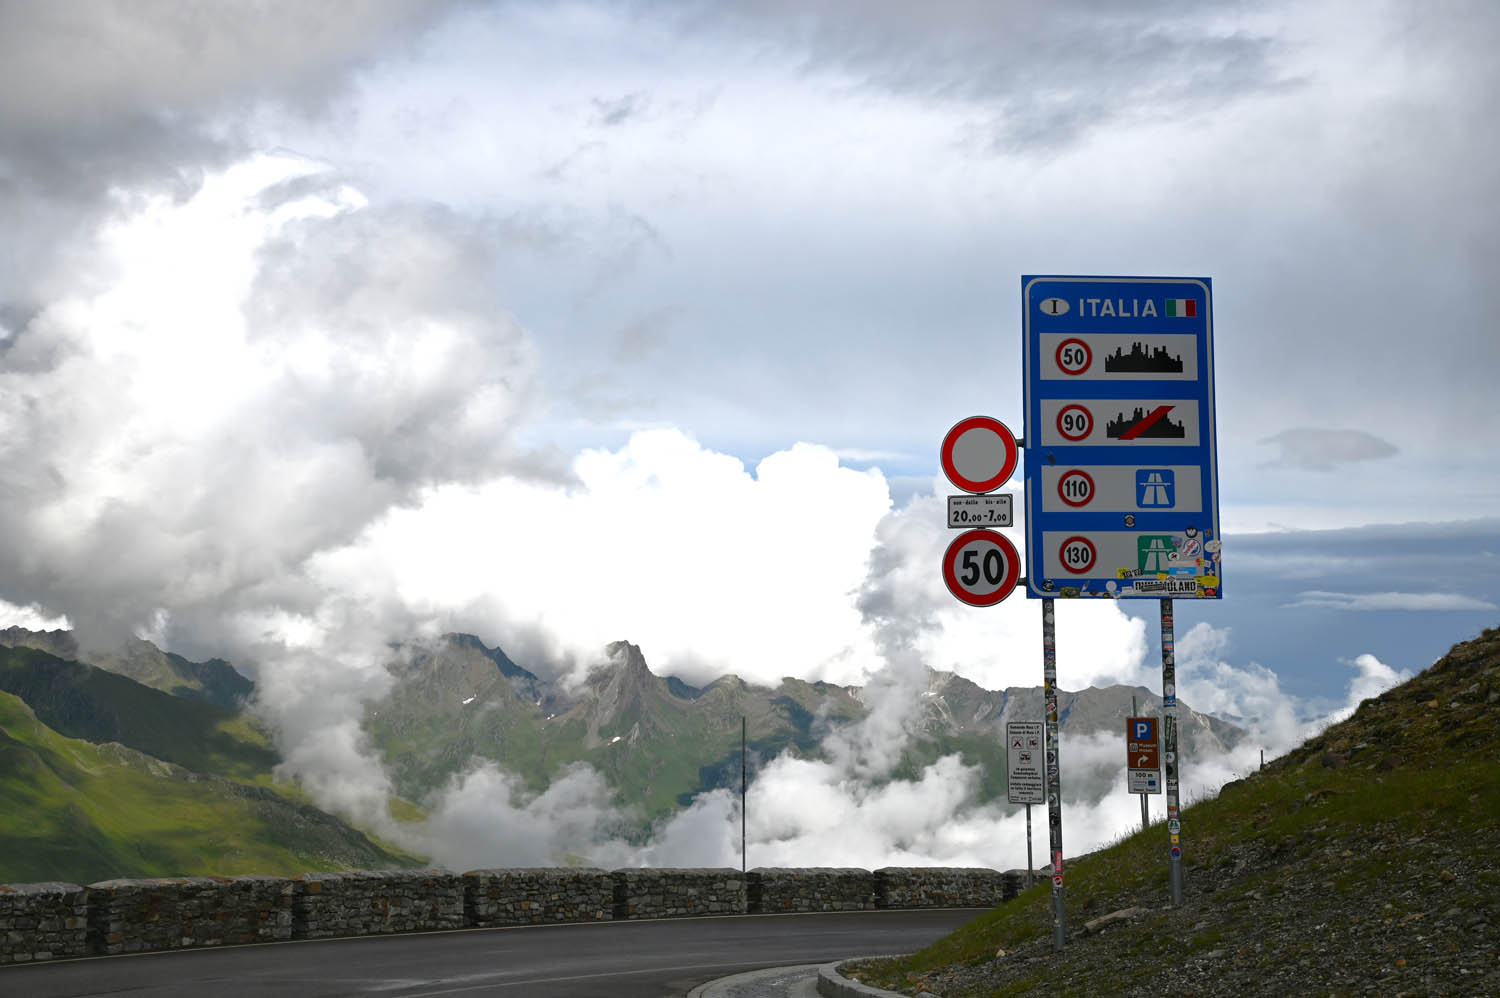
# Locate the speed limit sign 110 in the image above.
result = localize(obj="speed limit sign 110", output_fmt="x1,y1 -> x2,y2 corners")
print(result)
943,529 -> 1021,606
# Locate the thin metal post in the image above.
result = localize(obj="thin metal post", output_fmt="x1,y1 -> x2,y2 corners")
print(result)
1025,804 -> 1034,889
1161,599 -> 1183,906
741,716 -> 747,877
1042,598 -> 1065,950
1133,694 -> 1148,833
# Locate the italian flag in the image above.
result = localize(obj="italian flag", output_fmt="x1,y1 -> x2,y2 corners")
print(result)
1165,298 -> 1196,317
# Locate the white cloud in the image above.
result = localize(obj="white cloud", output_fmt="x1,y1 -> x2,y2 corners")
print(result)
352,429 -> 893,686
1257,428 -> 1399,471
0,599 -> 71,632
1320,652 -> 1412,726
1283,591 -> 1498,612
1175,622 -> 1413,751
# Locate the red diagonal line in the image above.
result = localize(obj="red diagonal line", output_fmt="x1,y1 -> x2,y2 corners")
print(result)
1119,404 -> 1174,440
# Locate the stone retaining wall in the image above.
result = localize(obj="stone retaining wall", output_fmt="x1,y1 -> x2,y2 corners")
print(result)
0,882 -> 87,964
88,876 -> 293,955
464,868 -> 613,927
874,867 -> 1021,909
746,868 -> 874,913
611,867 -> 744,919
293,871 -> 465,940
0,866 -> 1008,965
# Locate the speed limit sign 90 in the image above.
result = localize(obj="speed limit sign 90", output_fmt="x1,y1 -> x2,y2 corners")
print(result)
943,529 -> 1020,606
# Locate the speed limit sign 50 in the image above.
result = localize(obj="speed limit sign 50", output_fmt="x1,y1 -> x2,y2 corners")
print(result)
943,529 -> 1021,606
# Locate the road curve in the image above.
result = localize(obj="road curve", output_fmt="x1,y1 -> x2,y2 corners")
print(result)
0,909 -> 982,998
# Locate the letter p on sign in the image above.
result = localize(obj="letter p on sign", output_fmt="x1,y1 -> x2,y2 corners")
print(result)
1134,720 -> 1152,740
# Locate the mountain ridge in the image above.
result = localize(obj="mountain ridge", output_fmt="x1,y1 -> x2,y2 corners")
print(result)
367,632 -> 1242,820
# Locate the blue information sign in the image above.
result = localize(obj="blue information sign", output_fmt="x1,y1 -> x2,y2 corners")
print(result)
1022,276 -> 1221,600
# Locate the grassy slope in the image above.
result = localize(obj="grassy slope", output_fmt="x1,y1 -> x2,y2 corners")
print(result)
0,645 -> 278,784
0,691 -> 418,884
857,625 -> 1500,996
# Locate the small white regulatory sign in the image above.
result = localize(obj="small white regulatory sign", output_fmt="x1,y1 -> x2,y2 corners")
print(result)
947,493 -> 1013,529
1006,721 -> 1045,805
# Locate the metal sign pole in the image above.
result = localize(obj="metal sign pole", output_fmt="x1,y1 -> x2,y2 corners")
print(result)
1025,804 -> 1034,889
741,716 -> 747,878
1161,598 -> 1183,906
1042,598 -> 1065,950
1133,694 -> 1148,833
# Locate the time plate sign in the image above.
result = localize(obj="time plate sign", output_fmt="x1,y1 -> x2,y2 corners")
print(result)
947,494 -> 1013,528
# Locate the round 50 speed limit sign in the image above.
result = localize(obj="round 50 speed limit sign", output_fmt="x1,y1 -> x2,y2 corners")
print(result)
943,529 -> 1021,606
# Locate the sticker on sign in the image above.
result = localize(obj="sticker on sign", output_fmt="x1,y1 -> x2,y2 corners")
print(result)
947,493 -> 1013,528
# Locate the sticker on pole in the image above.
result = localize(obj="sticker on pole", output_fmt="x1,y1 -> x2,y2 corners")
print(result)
941,416 -> 1018,494
942,529 -> 1020,606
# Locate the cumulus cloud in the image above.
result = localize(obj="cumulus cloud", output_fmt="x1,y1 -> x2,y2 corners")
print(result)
1175,622 -> 1412,751
0,1 -> 460,339
0,599 -> 70,633
352,429 -> 892,686
0,154 -> 538,649
0,151 -> 549,830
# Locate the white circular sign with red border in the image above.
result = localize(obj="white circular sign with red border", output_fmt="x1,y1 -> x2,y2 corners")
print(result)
1055,404 -> 1093,442
940,416 -> 1018,494
1059,535 -> 1097,575
1055,338 -> 1092,375
1057,469 -> 1094,508
943,529 -> 1021,606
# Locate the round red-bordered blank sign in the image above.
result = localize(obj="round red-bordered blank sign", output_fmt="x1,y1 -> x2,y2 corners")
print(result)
1055,337 -> 1092,375
943,529 -> 1020,606
1055,404 -> 1092,442
1057,469 -> 1095,508
1059,536 -> 1097,575
940,416 -> 1018,494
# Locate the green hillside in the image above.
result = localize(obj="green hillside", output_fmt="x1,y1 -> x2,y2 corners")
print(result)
0,645 -> 277,784
0,627 -> 253,708
0,690 -> 419,884
850,625 -> 1500,996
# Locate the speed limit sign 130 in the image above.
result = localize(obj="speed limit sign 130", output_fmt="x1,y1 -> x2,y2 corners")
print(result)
942,529 -> 1021,606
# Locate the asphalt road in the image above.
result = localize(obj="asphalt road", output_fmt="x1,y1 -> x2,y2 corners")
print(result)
0,909 -> 982,997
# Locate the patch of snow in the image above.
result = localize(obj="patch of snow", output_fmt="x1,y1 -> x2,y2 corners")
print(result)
610,735 -> 623,744
461,696 -> 476,705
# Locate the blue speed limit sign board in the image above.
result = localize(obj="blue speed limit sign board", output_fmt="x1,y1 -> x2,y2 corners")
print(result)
943,529 -> 1020,606
1022,275 -> 1222,600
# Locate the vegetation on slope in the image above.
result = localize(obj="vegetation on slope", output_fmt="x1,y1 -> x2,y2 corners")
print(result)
0,645 -> 277,784
0,627 -> 253,709
852,625 -> 1500,997
0,690 -> 419,885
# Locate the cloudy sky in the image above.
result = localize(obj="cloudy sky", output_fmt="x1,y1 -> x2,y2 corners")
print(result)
1,1 -> 1497,866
